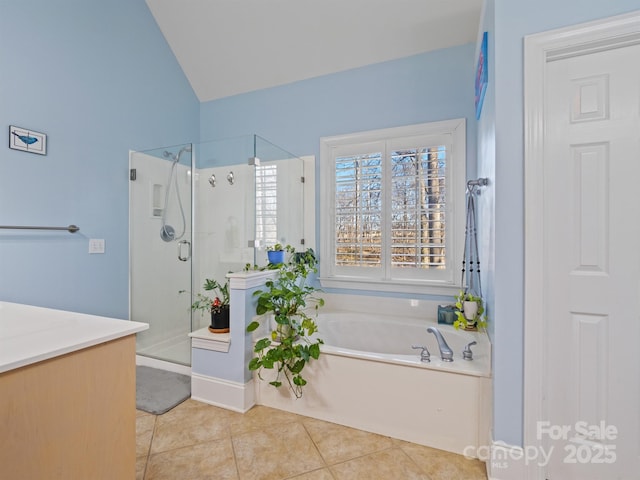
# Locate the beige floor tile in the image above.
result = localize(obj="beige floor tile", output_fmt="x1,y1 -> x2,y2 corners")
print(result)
156,398 -> 238,424
137,399 -> 486,480
145,438 -> 238,480
302,417 -> 394,465
136,413 -> 156,458
228,405 -> 302,437
151,399 -> 237,454
136,455 -> 148,480
400,442 -> 487,480
288,468 -> 336,480
232,421 -> 325,480
330,448 -> 429,480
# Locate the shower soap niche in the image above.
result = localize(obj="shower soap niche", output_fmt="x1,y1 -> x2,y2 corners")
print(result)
151,183 -> 164,217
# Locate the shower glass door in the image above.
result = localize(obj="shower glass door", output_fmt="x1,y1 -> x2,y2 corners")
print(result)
252,135 -> 305,261
129,143 -> 193,366
129,135 -> 306,367
192,135 -> 306,300
191,137 -> 256,334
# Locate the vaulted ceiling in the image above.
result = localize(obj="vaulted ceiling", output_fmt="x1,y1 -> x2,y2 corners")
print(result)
146,0 -> 482,102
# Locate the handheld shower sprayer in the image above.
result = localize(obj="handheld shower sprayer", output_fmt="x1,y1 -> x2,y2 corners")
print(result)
160,144 -> 192,242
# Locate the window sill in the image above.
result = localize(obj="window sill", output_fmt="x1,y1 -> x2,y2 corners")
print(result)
319,276 -> 462,296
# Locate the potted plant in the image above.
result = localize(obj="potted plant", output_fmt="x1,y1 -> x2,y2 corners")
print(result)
183,278 -> 230,333
246,247 -> 324,398
453,290 -> 487,331
266,243 -> 285,265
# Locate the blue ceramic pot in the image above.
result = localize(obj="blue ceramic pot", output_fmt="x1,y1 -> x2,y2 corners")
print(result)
267,250 -> 285,264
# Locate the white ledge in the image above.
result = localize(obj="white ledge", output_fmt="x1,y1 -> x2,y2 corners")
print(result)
227,270 -> 277,290
189,327 -> 230,353
318,277 -> 461,296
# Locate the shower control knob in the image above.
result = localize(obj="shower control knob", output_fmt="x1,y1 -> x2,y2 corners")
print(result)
411,345 -> 430,363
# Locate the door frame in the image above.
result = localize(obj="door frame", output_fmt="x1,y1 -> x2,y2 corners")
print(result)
523,10 -> 640,480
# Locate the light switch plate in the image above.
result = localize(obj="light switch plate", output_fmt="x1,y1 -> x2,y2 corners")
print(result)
89,239 -> 105,254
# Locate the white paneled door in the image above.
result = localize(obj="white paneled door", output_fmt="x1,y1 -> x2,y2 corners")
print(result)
543,43 -> 640,478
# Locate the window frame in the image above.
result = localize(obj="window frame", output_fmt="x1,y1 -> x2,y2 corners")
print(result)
319,119 -> 466,295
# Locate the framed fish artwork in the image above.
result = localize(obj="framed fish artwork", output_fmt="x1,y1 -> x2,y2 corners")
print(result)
9,125 -> 47,155
475,31 -> 488,120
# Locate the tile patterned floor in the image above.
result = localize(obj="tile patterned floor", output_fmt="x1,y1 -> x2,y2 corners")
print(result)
136,399 -> 488,480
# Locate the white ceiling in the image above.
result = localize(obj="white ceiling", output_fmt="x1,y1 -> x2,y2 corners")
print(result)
146,0 -> 483,102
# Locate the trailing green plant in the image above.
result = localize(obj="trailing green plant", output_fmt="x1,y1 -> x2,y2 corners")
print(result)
246,247 -> 324,398
180,277 -> 229,315
267,243 -> 284,252
453,290 -> 487,330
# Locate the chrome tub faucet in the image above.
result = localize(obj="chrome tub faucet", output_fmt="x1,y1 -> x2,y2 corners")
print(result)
426,326 -> 454,362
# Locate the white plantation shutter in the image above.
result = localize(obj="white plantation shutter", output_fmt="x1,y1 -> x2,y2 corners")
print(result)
320,120 -> 465,294
390,145 -> 446,270
335,151 -> 382,267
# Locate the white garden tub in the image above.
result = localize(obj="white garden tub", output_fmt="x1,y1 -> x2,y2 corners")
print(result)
254,308 -> 492,456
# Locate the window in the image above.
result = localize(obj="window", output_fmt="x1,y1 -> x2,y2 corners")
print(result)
255,164 -> 278,247
320,120 -> 466,294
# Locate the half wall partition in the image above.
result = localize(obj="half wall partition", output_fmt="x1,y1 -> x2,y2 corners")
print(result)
129,135 -> 306,366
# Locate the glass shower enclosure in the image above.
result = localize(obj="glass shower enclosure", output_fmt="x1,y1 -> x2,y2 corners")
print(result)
129,135 -> 306,366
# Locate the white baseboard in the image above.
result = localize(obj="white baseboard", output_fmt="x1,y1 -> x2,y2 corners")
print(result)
136,355 -> 191,376
486,440 -> 527,480
191,373 -> 255,413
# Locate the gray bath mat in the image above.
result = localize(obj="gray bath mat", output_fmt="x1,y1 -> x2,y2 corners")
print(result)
136,366 -> 191,415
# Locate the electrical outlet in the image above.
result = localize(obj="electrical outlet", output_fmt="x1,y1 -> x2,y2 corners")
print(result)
89,239 -> 105,254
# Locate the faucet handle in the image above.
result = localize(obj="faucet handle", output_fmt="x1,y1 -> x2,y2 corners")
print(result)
411,345 -> 431,363
463,341 -> 477,361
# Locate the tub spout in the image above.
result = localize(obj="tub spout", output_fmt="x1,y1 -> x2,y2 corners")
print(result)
426,327 -> 454,362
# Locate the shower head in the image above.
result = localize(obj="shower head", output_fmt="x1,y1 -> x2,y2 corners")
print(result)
176,145 -> 192,163
162,145 -> 192,163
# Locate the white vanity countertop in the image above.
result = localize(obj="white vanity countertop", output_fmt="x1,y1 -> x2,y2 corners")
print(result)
0,301 -> 148,374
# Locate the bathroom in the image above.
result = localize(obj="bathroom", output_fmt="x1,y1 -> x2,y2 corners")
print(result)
3,1 -> 640,479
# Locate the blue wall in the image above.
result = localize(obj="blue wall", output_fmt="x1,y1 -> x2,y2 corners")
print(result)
201,44 -> 477,174
0,0 -> 199,318
201,44 -> 477,302
476,1 -> 496,341
486,0 -> 640,447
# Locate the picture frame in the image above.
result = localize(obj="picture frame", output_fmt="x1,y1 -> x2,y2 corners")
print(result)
475,32 -> 488,120
9,125 -> 47,155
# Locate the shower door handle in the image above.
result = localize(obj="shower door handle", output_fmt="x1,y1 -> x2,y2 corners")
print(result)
177,240 -> 191,261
